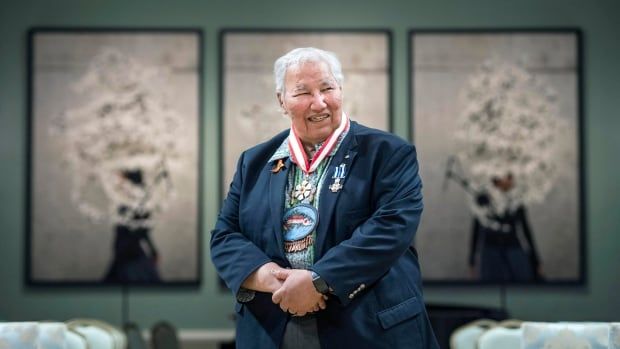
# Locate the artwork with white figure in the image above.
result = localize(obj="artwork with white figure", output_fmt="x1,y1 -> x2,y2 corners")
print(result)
411,31 -> 583,284
28,30 -> 201,284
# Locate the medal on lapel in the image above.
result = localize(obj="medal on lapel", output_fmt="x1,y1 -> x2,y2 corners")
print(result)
282,204 -> 318,253
329,163 -> 347,193
271,159 -> 285,173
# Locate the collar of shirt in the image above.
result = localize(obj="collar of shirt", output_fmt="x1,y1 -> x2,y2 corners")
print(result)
267,126 -> 350,164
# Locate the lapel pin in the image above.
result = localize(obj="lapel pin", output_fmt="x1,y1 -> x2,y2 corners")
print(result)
329,163 -> 347,193
329,178 -> 343,193
271,159 -> 285,173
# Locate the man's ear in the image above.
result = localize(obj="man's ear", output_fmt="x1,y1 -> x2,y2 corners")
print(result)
277,92 -> 287,114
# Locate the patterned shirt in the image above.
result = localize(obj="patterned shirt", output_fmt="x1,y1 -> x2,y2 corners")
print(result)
236,128 -> 349,303
268,128 -> 349,270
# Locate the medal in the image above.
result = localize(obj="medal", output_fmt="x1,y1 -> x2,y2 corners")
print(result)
329,163 -> 346,193
293,179 -> 316,201
329,179 -> 343,193
282,204 -> 318,253
288,113 -> 349,175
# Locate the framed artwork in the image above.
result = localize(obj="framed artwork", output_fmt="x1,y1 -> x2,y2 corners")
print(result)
220,29 -> 392,199
27,28 -> 203,285
410,29 -> 584,285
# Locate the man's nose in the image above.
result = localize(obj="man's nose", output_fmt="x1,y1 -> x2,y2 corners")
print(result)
310,92 -> 327,111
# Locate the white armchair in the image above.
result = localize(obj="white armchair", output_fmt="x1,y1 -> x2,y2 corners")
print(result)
477,320 -> 522,349
522,322 -> 611,349
67,318 -> 126,349
66,328 -> 89,349
450,319 -> 497,349
0,322 -> 39,349
610,323 -> 620,349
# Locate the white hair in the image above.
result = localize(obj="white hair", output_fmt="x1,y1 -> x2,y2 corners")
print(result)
273,47 -> 344,94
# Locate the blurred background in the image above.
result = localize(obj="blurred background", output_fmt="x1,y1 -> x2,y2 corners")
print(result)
0,0 -> 618,347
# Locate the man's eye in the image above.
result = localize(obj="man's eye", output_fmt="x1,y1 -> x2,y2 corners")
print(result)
293,92 -> 309,97
322,87 -> 334,92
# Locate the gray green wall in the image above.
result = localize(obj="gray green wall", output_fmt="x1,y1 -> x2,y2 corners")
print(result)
1,0 -> 618,329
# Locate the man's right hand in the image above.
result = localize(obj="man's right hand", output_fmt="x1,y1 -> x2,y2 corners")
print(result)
241,262 -> 286,293
271,269 -> 327,316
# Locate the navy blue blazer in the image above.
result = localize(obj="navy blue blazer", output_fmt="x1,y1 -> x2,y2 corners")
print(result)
211,122 -> 438,348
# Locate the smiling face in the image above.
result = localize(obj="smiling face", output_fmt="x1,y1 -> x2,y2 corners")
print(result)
277,60 -> 343,146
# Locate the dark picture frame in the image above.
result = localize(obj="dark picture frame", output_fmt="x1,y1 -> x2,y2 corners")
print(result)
26,28 -> 203,286
409,28 -> 585,285
219,28 -> 393,201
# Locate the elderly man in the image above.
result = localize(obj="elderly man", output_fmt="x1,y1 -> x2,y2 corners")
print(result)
211,47 -> 438,348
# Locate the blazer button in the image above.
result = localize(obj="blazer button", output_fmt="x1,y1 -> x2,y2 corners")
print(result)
360,284 -> 366,289
349,294 -> 354,299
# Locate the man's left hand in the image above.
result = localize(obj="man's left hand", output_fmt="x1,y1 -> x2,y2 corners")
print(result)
271,269 -> 326,316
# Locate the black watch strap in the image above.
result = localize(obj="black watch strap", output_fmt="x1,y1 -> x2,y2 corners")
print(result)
311,271 -> 330,294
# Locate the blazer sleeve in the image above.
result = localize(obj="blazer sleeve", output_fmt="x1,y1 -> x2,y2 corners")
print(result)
210,151 -> 272,296
312,143 -> 424,306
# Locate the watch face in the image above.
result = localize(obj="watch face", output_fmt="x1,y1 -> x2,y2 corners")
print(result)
311,271 -> 320,281
237,288 -> 255,302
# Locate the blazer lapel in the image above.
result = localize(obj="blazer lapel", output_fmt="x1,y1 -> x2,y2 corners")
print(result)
269,157 -> 291,259
315,130 -> 359,258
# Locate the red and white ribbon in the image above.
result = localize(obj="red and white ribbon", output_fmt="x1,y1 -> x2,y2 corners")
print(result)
288,112 -> 349,174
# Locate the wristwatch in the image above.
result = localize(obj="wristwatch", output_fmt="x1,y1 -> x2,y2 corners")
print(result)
311,271 -> 331,294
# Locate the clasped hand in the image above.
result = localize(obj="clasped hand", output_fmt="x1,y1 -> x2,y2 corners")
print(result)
242,262 -> 327,316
